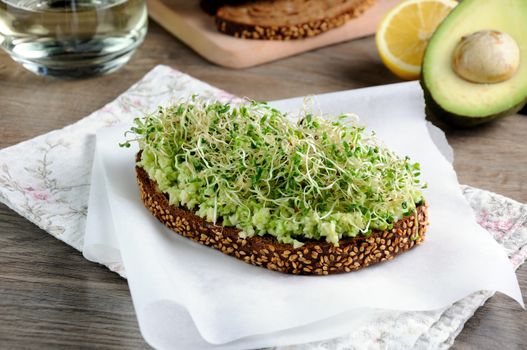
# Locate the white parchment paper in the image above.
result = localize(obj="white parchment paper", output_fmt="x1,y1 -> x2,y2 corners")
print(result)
84,82 -> 522,349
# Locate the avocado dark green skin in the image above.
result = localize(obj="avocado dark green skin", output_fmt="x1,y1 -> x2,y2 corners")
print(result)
420,78 -> 527,127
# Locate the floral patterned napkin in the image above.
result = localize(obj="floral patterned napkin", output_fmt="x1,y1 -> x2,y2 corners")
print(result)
0,65 -> 525,349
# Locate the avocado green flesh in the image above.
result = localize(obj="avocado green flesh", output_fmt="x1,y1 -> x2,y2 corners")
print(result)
421,79 -> 527,127
422,0 -> 527,124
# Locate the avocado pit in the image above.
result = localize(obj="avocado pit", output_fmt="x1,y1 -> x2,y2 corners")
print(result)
452,30 -> 520,84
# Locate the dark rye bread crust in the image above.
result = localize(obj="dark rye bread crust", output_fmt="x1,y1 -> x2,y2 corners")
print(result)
215,0 -> 376,40
136,157 -> 429,275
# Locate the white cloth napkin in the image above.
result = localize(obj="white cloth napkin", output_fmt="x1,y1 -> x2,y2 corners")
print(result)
0,65 -> 525,349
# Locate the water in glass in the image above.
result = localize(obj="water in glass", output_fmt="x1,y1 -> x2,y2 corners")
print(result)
0,0 -> 147,77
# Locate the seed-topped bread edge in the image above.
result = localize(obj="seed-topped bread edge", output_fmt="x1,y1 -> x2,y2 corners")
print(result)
215,0 -> 376,40
136,154 -> 428,275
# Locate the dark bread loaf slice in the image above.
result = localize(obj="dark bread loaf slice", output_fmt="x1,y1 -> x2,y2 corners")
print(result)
136,155 -> 429,275
215,0 -> 376,40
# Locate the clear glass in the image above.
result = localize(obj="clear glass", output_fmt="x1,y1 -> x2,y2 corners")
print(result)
0,0 -> 147,78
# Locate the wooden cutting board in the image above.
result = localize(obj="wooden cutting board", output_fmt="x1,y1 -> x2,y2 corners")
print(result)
147,0 -> 400,69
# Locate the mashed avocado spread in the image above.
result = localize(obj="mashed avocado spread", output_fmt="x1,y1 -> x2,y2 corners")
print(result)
122,98 -> 425,246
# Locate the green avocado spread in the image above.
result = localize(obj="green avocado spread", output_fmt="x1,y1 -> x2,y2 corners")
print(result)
122,98 -> 425,246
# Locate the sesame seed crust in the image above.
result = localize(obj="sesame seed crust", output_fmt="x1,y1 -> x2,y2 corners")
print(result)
136,155 -> 428,275
215,0 -> 376,40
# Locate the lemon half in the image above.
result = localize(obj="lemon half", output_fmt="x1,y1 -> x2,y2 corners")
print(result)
376,0 -> 458,80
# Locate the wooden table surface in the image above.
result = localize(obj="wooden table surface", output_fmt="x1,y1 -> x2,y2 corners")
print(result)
0,20 -> 526,349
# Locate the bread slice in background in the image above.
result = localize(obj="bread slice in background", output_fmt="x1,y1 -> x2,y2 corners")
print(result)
208,0 -> 376,40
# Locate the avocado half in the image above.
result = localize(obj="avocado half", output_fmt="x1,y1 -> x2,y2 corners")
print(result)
421,0 -> 527,127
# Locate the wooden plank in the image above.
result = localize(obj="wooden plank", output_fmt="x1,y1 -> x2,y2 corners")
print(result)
0,20 -> 526,349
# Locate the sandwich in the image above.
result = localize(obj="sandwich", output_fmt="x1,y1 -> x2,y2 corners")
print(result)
202,0 -> 376,40
123,98 -> 428,275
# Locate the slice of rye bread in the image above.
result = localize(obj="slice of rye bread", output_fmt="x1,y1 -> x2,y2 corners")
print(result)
214,0 -> 376,40
136,156 -> 428,275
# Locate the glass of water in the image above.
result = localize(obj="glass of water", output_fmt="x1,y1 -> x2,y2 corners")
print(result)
0,0 -> 147,78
